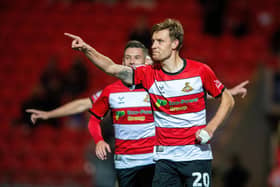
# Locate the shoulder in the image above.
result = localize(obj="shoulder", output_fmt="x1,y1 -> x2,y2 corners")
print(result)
105,80 -> 128,93
90,90 -> 103,102
187,58 -> 206,67
100,81 -> 119,94
135,64 -> 160,72
186,58 -> 211,72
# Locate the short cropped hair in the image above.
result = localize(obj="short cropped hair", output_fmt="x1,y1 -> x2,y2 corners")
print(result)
151,18 -> 184,50
124,40 -> 148,57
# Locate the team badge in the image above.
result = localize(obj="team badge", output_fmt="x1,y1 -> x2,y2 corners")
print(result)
182,82 -> 193,92
144,94 -> 150,102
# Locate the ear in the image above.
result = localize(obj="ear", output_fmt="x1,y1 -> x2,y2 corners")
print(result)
171,39 -> 179,50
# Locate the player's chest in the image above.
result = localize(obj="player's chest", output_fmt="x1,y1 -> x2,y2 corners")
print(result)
149,76 -> 204,97
109,91 -> 151,109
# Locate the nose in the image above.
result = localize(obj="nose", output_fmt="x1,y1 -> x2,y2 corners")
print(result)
152,41 -> 158,49
129,58 -> 135,65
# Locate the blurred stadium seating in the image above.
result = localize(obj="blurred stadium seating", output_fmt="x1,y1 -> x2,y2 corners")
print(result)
0,0 -> 276,186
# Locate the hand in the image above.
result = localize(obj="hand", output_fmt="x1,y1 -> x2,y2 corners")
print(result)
95,140 -> 111,160
25,109 -> 49,124
229,80 -> 249,98
64,33 -> 89,52
195,128 -> 213,144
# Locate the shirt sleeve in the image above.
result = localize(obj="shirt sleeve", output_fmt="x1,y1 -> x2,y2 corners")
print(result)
88,115 -> 103,144
88,88 -> 109,118
201,64 -> 225,98
133,65 -> 151,87
88,88 -> 109,144
89,90 -> 103,105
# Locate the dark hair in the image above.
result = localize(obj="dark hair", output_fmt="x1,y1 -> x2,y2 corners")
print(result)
124,40 -> 148,56
151,18 -> 184,50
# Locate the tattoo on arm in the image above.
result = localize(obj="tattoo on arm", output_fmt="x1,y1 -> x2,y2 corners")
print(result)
117,68 -> 133,85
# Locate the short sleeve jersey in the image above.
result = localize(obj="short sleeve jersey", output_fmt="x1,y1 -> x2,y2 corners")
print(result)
89,80 -> 155,169
133,59 -> 225,161
89,90 -> 102,104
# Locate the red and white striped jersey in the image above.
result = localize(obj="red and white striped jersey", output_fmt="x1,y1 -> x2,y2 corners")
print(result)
90,80 -> 155,169
133,59 -> 225,162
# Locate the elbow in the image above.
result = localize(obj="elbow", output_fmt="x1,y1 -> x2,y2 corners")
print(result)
105,65 -> 116,76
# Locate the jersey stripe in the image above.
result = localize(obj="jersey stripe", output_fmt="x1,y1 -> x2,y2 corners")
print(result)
112,107 -> 154,124
155,125 -> 207,145
114,153 -> 155,169
148,77 -> 203,98
114,122 -> 155,140
153,144 -> 213,162
115,136 -> 155,154
150,93 -> 206,115
153,110 -> 206,128
109,91 -> 150,108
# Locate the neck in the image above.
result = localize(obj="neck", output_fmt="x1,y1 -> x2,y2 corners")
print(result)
161,52 -> 183,73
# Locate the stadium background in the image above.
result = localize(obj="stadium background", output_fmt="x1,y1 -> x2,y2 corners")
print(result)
0,0 -> 279,186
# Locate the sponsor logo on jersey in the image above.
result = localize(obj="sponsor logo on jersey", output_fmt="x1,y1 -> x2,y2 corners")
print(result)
127,116 -> 146,121
155,99 -> 168,108
115,111 -> 125,120
181,82 -> 193,92
155,98 -> 199,108
127,110 -> 152,115
127,110 -> 151,121
170,106 -> 188,112
169,98 -> 198,106
115,110 -> 152,121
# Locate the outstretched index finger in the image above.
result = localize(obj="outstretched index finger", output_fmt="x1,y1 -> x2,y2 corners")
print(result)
64,33 -> 79,39
239,80 -> 249,88
26,109 -> 38,113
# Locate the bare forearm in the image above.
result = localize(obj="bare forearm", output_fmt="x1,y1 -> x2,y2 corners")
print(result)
47,99 -> 91,119
206,89 -> 235,133
65,33 -> 133,85
208,80 -> 249,99
84,45 -> 116,74
83,45 -> 133,85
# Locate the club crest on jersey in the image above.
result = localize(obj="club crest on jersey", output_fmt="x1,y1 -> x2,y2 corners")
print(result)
118,96 -> 125,104
214,80 -> 222,89
144,94 -> 150,102
115,111 -> 125,120
181,82 -> 193,92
